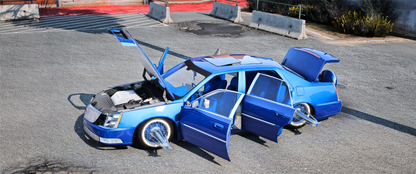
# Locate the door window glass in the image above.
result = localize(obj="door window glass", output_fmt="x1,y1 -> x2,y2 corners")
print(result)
197,90 -> 242,118
248,74 -> 292,106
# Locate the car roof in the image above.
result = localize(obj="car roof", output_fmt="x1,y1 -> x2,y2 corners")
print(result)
187,54 -> 283,75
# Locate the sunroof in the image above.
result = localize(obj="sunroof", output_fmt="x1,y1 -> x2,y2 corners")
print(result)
240,56 -> 261,64
205,57 -> 240,66
204,55 -> 262,66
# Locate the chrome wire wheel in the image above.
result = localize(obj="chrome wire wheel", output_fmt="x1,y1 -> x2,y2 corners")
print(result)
139,118 -> 172,148
289,103 -> 312,128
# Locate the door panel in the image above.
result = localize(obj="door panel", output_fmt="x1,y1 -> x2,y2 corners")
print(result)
180,90 -> 244,161
242,73 -> 295,142
180,108 -> 231,161
242,95 -> 294,142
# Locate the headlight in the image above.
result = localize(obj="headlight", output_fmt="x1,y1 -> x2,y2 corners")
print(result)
103,112 -> 122,128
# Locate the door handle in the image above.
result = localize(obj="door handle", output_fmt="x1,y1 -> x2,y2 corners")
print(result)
275,112 -> 285,118
214,123 -> 224,130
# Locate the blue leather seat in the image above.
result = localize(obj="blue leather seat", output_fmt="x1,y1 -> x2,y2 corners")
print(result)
203,75 -> 227,94
227,77 -> 238,91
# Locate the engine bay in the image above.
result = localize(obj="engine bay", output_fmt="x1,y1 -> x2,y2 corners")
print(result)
91,80 -> 166,115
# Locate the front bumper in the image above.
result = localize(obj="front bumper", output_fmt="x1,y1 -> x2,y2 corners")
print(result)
83,119 -> 136,145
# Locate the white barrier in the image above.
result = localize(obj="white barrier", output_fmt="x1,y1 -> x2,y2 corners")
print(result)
147,2 -> 173,24
249,10 -> 307,40
210,2 -> 244,23
0,4 -> 39,21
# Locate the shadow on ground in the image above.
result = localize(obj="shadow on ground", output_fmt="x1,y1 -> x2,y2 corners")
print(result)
68,93 -> 129,150
2,10 -> 161,34
341,107 -> 416,136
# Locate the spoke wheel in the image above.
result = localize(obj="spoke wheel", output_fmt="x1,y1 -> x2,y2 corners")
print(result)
138,118 -> 173,148
288,103 -> 312,128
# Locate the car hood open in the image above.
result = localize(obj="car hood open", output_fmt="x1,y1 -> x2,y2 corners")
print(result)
109,29 -> 175,100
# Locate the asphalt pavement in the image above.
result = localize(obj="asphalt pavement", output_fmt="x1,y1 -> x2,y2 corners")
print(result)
0,11 -> 415,173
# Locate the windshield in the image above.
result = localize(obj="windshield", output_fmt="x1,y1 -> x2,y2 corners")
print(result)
163,63 -> 206,97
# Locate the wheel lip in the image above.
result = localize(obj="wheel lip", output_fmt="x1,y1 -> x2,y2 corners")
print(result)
290,103 -> 311,127
140,118 -> 172,148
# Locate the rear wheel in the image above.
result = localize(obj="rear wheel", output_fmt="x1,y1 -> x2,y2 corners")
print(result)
137,118 -> 173,148
288,103 -> 312,128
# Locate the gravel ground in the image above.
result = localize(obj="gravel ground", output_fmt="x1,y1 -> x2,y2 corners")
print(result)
1,12 -> 415,173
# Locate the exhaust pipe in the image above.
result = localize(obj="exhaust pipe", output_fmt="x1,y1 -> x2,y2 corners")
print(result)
295,108 -> 319,127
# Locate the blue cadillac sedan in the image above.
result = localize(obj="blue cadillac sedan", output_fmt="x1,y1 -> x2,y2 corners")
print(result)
83,29 -> 342,161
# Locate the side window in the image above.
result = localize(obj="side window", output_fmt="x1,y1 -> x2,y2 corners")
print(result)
248,74 -> 291,106
245,70 -> 281,92
197,90 -> 242,118
203,73 -> 238,95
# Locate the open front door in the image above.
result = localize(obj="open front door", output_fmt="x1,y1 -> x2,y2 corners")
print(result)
180,89 -> 244,161
242,73 -> 295,142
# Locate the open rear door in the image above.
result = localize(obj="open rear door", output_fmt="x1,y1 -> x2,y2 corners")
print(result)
242,73 -> 295,142
180,89 -> 244,161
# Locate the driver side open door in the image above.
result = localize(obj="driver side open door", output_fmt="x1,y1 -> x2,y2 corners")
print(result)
180,90 -> 244,161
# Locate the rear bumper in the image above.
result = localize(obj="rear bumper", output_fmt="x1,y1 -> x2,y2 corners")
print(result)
83,119 -> 135,145
315,100 -> 342,120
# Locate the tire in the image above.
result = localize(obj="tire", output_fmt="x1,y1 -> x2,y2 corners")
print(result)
137,118 -> 173,149
288,103 -> 312,128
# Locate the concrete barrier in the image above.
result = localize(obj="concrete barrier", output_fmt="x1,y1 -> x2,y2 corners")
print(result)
147,2 -> 173,24
210,2 -> 244,23
249,10 -> 307,40
0,4 -> 39,21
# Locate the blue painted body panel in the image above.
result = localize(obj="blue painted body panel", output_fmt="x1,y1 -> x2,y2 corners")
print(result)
180,107 -> 232,161
118,102 -> 183,128
276,67 -> 341,120
242,95 -> 294,142
83,30 -> 344,161
83,119 -> 136,145
282,47 -> 340,82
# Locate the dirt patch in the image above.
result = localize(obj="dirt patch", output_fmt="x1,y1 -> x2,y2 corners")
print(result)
177,21 -> 251,37
3,156 -> 96,174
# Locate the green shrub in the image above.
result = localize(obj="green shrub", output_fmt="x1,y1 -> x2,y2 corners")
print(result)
357,0 -> 399,21
333,11 -> 394,37
306,0 -> 349,24
246,0 -> 303,14
288,4 -> 313,18
245,0 -> 396,37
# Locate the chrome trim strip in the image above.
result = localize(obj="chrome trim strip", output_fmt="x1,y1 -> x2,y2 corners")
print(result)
196,108 -> 231,120
241,113 -> 275,126
259,72 -> 285,82
247,73 -> 260,94
246,94 -> 293,109
83,125 -> 100,141
183,123 -> 226,143
316,101 -> 341,106
228,94 -> 245,119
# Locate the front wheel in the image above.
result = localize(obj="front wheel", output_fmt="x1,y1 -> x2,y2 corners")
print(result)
137,118 -> 173,149
288,103 -> 312,128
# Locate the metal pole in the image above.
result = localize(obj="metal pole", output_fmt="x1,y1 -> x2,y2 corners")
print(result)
165,0 -> 167,6
236,0 -> 238,6
298,4 -> 301,19
256,0 -> 259,11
